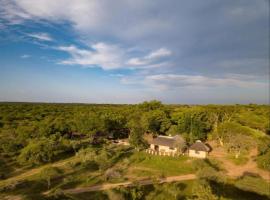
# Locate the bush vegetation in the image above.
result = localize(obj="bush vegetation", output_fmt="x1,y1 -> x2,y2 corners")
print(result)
0,101 -> 269,199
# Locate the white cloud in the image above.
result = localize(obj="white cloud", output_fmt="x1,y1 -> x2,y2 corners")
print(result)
57,43 -> 125,70
57,42 -> 172,70
20,54 -> 30,58
144,74 -> 267,90
27,32 -> 53,41
0,0 -> 173,41
120,73 -> 268,91
127,48 -> 171,66
0,0 -> 32,24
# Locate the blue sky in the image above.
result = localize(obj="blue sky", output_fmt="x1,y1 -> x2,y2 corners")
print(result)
0,0 -> 269,104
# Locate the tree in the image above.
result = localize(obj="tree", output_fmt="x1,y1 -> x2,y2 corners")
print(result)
217,122 -> 256,158
257,137 -> 270,171
95,148 -> 114,170
166,125 -> 179,136
118,183 -> 144,200
146,182 -> 186,200
0,129 -> 22,155
225,134 -> 255,158
141,110 -> 171,134
257,137 -> 270,155
191,180 -> 218,200
257,151 -> 270,171
128,118 -> 148,150
138,100 -> 164,112
176,110 -> 211,142
102,112 -> 126,133
75,112 -> 105,139
39,166 -> 61,189
18,137 -> 57,165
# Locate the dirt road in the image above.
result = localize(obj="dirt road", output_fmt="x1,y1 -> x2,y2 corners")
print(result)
63,174 -> 196,194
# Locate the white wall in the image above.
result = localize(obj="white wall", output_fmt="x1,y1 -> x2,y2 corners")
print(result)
188,149 -> 207,158
150,144 -> 177,153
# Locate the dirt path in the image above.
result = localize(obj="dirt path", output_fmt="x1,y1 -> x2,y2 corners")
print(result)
209,141 -> 270,181
0,157 -> 77,186
62,174 -> 196,194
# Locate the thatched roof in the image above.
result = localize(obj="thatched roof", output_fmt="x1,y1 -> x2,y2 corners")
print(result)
189,140 -> 210,152
149,135 -> 185,148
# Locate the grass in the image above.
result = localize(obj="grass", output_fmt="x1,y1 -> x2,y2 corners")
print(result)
227,154 -> 249,165
69,180 -> 196,200
69,177 -> 270,200
1,144 -> 268,200
234,175 -> 270,197
127,152 -> 195,177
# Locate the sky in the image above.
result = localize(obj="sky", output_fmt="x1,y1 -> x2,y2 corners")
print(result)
0,0 -> 269,104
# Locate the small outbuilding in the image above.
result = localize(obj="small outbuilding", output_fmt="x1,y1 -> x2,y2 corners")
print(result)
188,140 -> 210,158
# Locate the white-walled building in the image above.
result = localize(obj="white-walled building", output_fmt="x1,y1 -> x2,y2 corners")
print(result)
188,140 -> 210,158
148,135 -> 186,155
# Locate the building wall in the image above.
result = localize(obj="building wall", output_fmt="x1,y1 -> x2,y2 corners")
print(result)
150,144 -> 177,153
188,149 -> 207,158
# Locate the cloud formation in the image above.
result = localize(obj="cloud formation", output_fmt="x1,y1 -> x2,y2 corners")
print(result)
0,0 -> 268,103
143,74 -> 267,90
127,48 -> 171,66
27,32 -> 53,41
57,43 -> 172,70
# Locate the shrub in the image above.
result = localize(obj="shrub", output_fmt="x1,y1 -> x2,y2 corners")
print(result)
257,151 -> 270,171
18,138 -> 58,165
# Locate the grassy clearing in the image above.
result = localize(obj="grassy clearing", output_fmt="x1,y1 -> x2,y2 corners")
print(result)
227,154 -> 249,165
127,152 -> 195,177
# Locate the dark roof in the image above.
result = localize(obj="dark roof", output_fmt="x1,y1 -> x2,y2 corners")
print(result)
189,140 -> 210,152
149,135 -> 185,148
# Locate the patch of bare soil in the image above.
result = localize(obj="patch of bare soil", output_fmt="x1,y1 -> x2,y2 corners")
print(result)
2,195 -> 23,200
208,141 -> 270,181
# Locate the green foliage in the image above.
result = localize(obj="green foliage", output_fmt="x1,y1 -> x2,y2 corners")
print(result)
138,100 -> 164,112
0,102 -> 269,199
175,110 -> 213,142
166,125 -> 179,136
18,137 -> 61,165
141,110 -> 171,134
217,122 -> 257,157
256,136 -> 270,171
191,180 -> 218,200
128,116 -> 148,150
235,175 -> 270,197
39,166 -> 61,189
0,129 -> 22,155
117,184 -> 144,200
258,137 -> 270,155
194,159 -> 226,183
257,150 -> 270,171
95,148 -> 114,170
76,147 -> 97,163
146,182 -> 186,200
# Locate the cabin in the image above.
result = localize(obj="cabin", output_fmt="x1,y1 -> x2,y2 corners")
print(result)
148,135 -> 186,156
188,140 -> 210,158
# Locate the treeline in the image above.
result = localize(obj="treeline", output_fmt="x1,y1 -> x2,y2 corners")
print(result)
0,101 -> 269,170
